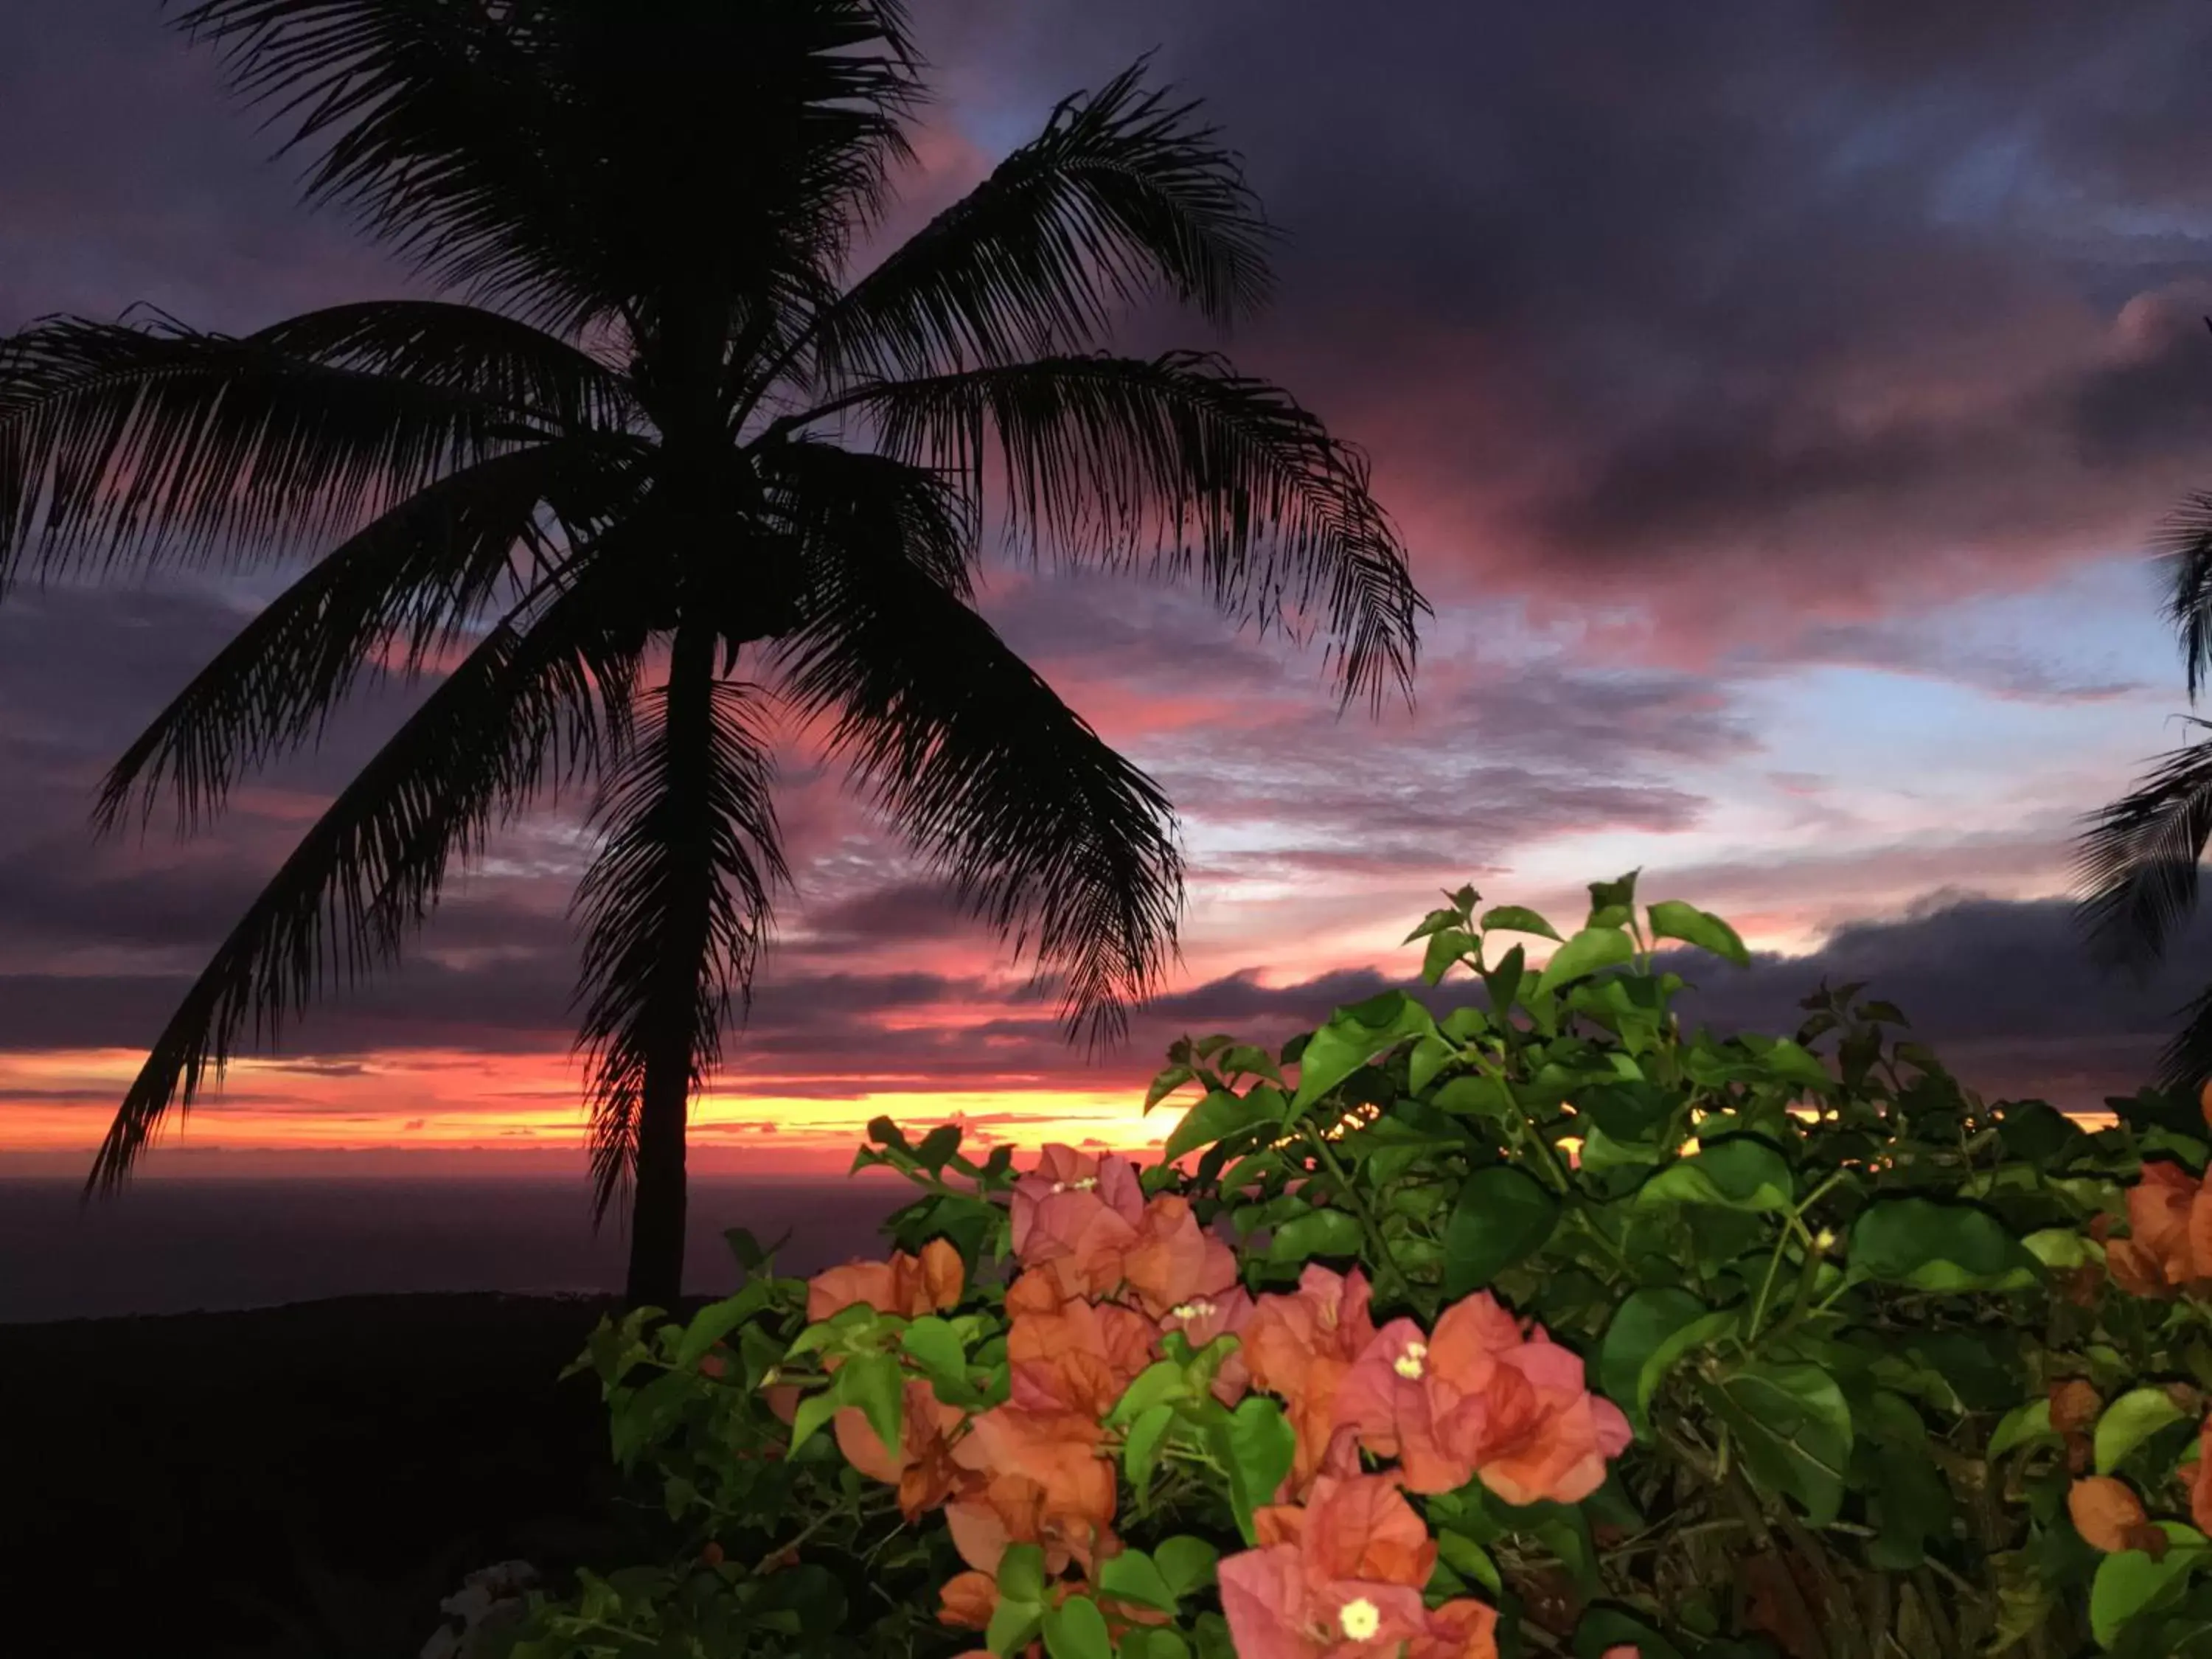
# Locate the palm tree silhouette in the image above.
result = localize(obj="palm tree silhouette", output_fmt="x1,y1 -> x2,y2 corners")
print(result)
0,1 -> 1423,1306
2076,494 -> 2212,1098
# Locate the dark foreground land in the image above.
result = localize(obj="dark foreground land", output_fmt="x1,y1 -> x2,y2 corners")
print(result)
1,1293 -> 644,1658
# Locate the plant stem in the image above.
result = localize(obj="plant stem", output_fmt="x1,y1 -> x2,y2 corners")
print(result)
1300,1124 -> 1408,1299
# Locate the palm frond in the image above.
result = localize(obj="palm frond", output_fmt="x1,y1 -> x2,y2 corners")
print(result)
801,350 -> 1425,709
2160,979 -> 2212,1098
0,313 -> 542,585
87,559 -> 647,1191
769,442 -> 1182,1047
2074,719 -> 2212,975
809,58 -> 1273,386
572,652 -> 788,1217
2158,491 -> 2212,703
173,0 -> 923,328
96,437 -> 639,835
253,300 -> 639,431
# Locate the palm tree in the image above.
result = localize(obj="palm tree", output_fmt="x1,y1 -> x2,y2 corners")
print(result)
0,1 -> 1422,1307
2076,494 -> 2212,1097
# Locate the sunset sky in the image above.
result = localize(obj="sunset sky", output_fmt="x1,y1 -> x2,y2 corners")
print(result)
9,0 -> 2212,1178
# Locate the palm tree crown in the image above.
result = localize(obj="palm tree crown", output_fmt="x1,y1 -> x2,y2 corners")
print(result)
2076,494 -> 2212,1096
0,0 -> 1425,1307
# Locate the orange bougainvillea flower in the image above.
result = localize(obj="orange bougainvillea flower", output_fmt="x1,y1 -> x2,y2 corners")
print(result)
938,1570 -> 998,1631
1218,1476 -> 1439,1659
1158,1284 -> 1256,1405
1004,1271 -> 1158,1416
807,1237 -> 964,1324
2105,1161 -> 2204,1298
2069,1475 -> 2165,1557
945,1405 -> 1117,1576
1011,1145 -> 1145,1295
1123,1193 -> 1240,1321
2050,1378 -> 2101,1474
1245,1266 -> 1380,1495
832,1378 -> 970,1520
1407,1601 -> 1502,1659
1336,1293 -> 1630,1503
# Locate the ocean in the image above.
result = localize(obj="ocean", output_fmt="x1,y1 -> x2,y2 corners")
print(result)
0,1176 -> 909,1323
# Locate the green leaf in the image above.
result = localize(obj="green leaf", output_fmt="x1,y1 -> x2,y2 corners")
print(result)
1707,1360 -> 1853,1526
1408,1032 -> 1458,1094
840,1352 -> 905,1456
1442,1165 -> 1559,1295
1219,1044 -> 1284,1084
2023,1228 -> 2099,1270
1434,1531 -> 1502,1596
1290,992 -> 1438,1111
1430,1073 -> 1515,1121
1119,1633 -> 1192,1659
1154,1537 -> 1219,1599
2098,1388 -> 2192,1475
1165,1088 -> 1281,1161
1481,905 -> 1564,943
1144,1064 -> 1196,1113
1422,927 -> 1478,984
1635,1135 -> 1795,1213
1124,1402 -> 1176,1487
1587,872 -> 1640,925
1759,1038 -> 1831,1089
1483,944 -> 1526,1017
1847,1197 -> 2041,1293
1598,1288 -> 1733,1438
1536,925 -> 1635,994
1108,1360 -> 1190,1427
2091,1526 -> 2208,1645
790,1388 -> 841,1453
1988,1399 -> 2058,1458
1646,900 -> 1751,967
674,1293 -> 762,1371
1267,1207 -> 1366,1264
900,1314 -> 967,1377
1098,1551 -> 1178,1614
988,1596 -> 1045,1658
1405,905 -> 1466,943
998,1543 -> 1047,1604
1213,1396 -> 1297,1543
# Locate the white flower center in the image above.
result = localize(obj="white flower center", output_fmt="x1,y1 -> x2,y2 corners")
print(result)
1050,1177 -> 1099,1194
1171,1298 -> 1217,1322
1393,1340 -> 1428,1380
1339,1598 -> 1381,1641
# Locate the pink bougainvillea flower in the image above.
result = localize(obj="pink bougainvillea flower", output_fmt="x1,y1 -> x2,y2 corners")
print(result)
1219,1476 -> 1438,1659
1338,1293 -> 1629,1503
1123,1193 -> 1240,1320
1244,1266 -> 1380,1495
2105,1161 -> 2202,1298
806,1237 -> 964,1324
1407,1600 -> 1501,1659
945,1406 -> 1116,1575
1004,1270 -> 1158,1416
831,1378 -> 970,1520
1158,1284 -> 1256,1405
1331,1315 -> 1430,1463
1010,1145 -> 1145,1294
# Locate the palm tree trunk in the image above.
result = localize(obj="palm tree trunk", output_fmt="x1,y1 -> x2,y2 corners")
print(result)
625,619 -> 719,1309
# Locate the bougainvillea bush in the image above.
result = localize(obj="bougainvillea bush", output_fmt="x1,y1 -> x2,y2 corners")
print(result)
493,874 -> 2212,1659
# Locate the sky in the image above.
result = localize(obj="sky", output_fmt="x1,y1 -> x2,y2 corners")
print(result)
8,0 -> 2212,1179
